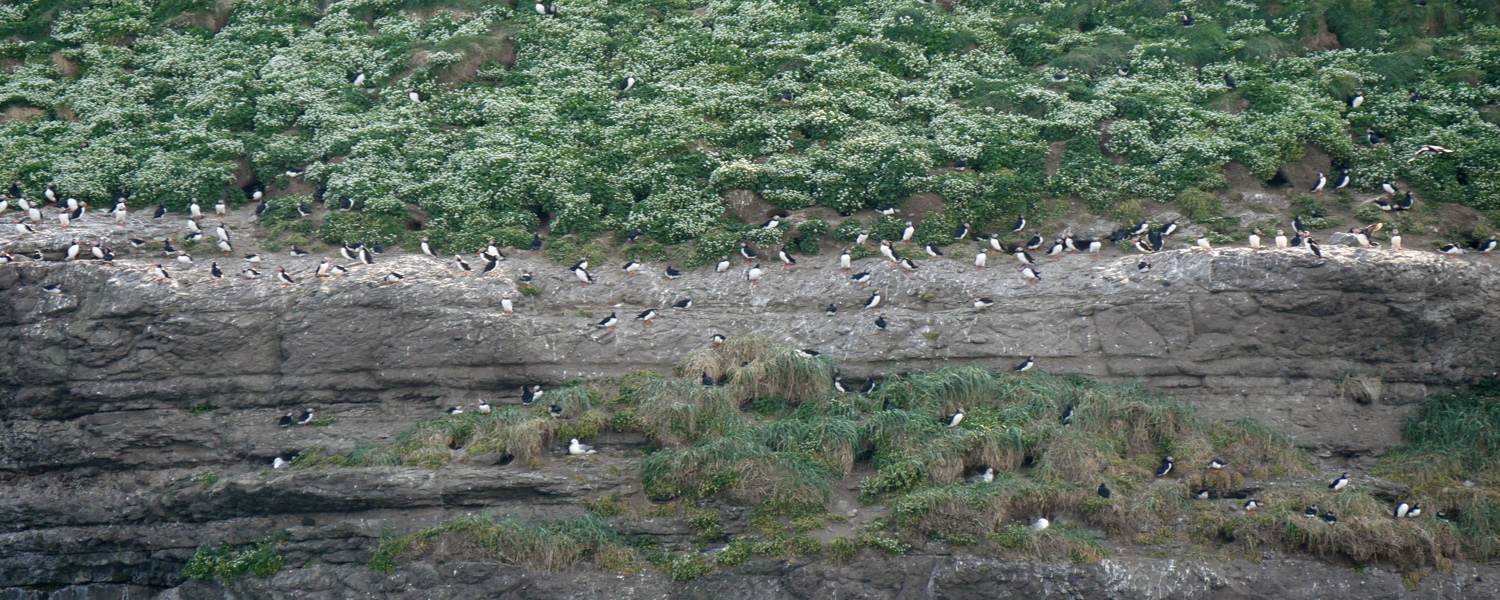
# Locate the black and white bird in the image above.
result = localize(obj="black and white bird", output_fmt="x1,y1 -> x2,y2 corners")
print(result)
898,257 -> 919,271
1015,356 -> 1034,372
778,247 -> 796,268
1330,472 -> 1350,492
175,251 -> 194,265
877,206 -> 901,216
952,158 -> 967,171
1117,65 -> 1130,77
879,240 -> 897,263
839,249 -> 852,272
1274,230 -> 1288,249
1441,242 -> 1465,259
799,349 -> 820,358
762,215 -> 782,230
1059,405 -> 1074,425
572,266 -> 594,287
384,272 -> 404,286
672,298 -> 692,310
407,88 -> 422,104
289,245 -> 308,257
568,439 -> 597,455
622,260 -> 642,277
1046,239 -> 1064,259
1409,503 -> 1423,518
1182,11 -> 1195,26
1333,169 -> 1351,189
153,203 -> 166,220
314,259 -> 333,279
1475,235 -> 1498,256
1243,499 -> 1261,513
43,284 -> 63,294
1025,231 -> 1044,250
855,229 -> 870,245
477,401 -> 491,415
1010,215 -> 1026,233
901,221 -> 915,244
1391,230 -> 1403,252
1196,235 -> 1212,252
521,385 -> 544,404
851,271 -> 872,286
350,68 -> 365,86
1208,459 -> 1227,470
1020,266 -> 1041,283
946,407 -> 965,428
1051,72 -> 1069,83
597,312 -> 618,331
1155,456 -> 1175,477
636,308 -> 659,326
701,372 -> 714,386
1098,482 -> 1111,499
665,265 -> 682,279
747,264 -> 763,284
278,412 -> 294,427
1348,91 -> 1364,108
1395,501 -> 1412,519
445,405 -> 464,415
967,467 -> 995,484
500,295 -> 514,316
1367,129 -> 1383,145
297,408 -> 316,426
452,255 -> 472,275
1014,248 -> 1035,266
825,303 -> 837,316
1304,505 -> 1320,518
861,379 -> 876,394
152,263 -> 170,282
974,251 -> 987,270
973,297 -> 994,309
275,267 -> 296,287
548,404 -> 563,417
1194,489 -> 1210,500
864,290 -> 882,311
1397,190 -> 1414,210
618,76 -> 637,93
953,222 -> 970,241
273,457 -> 289,469
874,314 -> 887,330
530,233 -> 543,252
1222,71 -> 1236,90
1322,511 -> 1338,524
924,241 -> 943,259
1311,172 -> 1326,196
740,242 -> 757,262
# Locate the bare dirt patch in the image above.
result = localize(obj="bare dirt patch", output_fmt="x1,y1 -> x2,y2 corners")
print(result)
49,52 -> 78,76
1044,140 -> 1068,177
1,106 -> 46,123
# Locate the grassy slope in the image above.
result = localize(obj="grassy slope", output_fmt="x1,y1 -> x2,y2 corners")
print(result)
284,338 -> 1493,582
2,0 -> 1499,262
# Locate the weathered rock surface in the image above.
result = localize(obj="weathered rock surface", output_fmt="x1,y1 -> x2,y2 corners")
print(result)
4,224 -> 1500,598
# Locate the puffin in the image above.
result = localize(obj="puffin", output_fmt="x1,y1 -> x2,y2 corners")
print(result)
1334,169 -> 1351,189
1304,505 -> 1320,518
548,404 -> 563,417
1083,239 -> 1102,257
113,201 -> 127,224
1098,482 -> 1111,498
1046,239 -> 1064,259
338,197 -> 354,211
953,158 -> 967,171
1117,65 -> 1130,77
350,68 -> 365,86
297,408 -> 316,426
833,375 -> 847,393
739,242 -> 757,262
152,263 -> 170,282
42,184 -> 54,203
672,298 -> 692,310
521,385 -> 542,404
1475,235 -> 1497,256
1307,236 -> 1322,258
478,401 -> 491,415
339,243 -> 356,261
716,255 -> 731,274
568,439 -> 597,456
899,257 -> 919,271
43,284 -> 63,294
273,457 -> 289,469
1274,230 -> 1288,248
1051,72 -> 1069,83
357,245 -> 374,265
636,308 -> 659,326
1396,190 -> 1414,210
665,265 -> 683,279
874,314 -> 887,330
974,251 -> 987,270
1155,456 -> 1174,477
1441,242 -> 1465,258
446,406 -> 464,415
946,407 -> 965,428
65,240 -> 81,261
153,204 -> 166,220
1391,230 -> 1403,252
851,271 -> 872,286
856,229 -> 870,245
529,234 -> 543,252
1322,511 -> 1338,524
385,272 -> 404,286
407,88 -> 422,104
876,206 -> 901,216
1395,502 -> 1412,518
989,235 -> 1005,254
1330,473 -> 1350,491
1196,235 -> 1212,252
1059,405 -> 1074,425
572,266 -> 594,287
778,247 -> 796,268
763,215 -> 781,230
972,298 -> 994,309
622,260 -> 642,276
421,237 -> 437,257
1025,231 -> 1044,250
1013,248 -> 1036,266
1014,356 -> 1034,372
176,251 -> 194,265
901,221 -> 915,244
1010,215 -> 1026,233
1249,229 -> 1262,251
746,264 -> 763,285
967,468 -> 995,484
1243,499 -> 1261,513
275,267 -> 296,287
879,240 -> 897,263
289,245 -> 308,257
1310,172 -> 1326,196
90,242 -> 105,260
1208,459 -> 1227,470
1222,71 -> 1236,90
924,242 -> 943,260
596,312 -> 618,331
209,262 -> 222,281
861,379 -> 876,394
1020,266 -> 1041,283
1351,227 -> 1371,249
1409,503 -> 1423,518
839,249 -> 852,272
1029,517 -> 1049,531
953,223 -> 970,241
1347,91 -> 1365,108
1367,129 -> 1383,145
278,412 -> 294,427
1293,214 -> 1308,234
1160,220 -> 1180,237
453,256 -> 472,275
619,77 -> 637,93
701,372 -> 715,386
710,334 -> 725,347
190,199 -> 202,218
480,255 -> 499,277
799,349 -> 820,358
1182,11 -> 1194,26
625,228 -> 642,242
1194,489 -> 1210,500
242,268 -> 261,280
57,209 -> 69,229
825,303 -> 837,316
519,272 -> 534,285
501,295 -> 514,316
218,239 -> 233,255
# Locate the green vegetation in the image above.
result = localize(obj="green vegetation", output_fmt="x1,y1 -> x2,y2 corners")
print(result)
368,514 -> 632,574
188,401 -> 213,415
182,539 -> 286,583
2,0 -> 1496,256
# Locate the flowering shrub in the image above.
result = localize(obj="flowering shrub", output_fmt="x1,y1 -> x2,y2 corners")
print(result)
0,0 -> 1494,247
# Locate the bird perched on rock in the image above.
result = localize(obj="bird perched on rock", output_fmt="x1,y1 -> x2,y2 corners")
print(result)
747,264 -> 763,285
596,312 -> 617,332
568,438 -> 597,455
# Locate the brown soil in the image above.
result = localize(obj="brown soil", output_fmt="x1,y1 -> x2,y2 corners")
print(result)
49,52 -> 78,76
901,192 -> 945,224
1,106 -> 46,123
723,189 -> 773,224
1302,18 -> 1342,51
1044,140 -> 1068,177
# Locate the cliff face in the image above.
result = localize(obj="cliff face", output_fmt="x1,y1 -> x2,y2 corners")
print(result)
2,240 -> 1499,598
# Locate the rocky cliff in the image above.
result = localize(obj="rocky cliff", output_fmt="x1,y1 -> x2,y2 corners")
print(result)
3,237 -> 1499,598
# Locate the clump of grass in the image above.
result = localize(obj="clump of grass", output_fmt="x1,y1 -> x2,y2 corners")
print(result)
183,540 -> 286,582
369,514 -> 630,574
583,493 -> 628,518
987,523 -> 1107,563
633,379 -> 741,446
675,335 -> 833,404
189,402 -> 213,415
